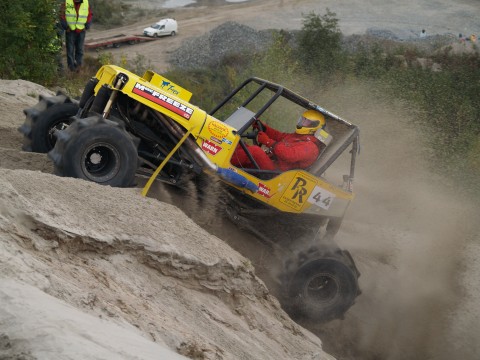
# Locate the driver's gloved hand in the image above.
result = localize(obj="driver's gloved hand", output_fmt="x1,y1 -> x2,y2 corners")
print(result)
257,131 -> 275,147
253,119 -> 267,131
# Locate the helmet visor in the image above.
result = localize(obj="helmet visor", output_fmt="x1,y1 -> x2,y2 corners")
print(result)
297,116 -> 320,129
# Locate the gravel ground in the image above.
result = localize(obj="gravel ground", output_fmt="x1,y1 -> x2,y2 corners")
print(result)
87,0 -> 479,73
168,21 -> 462,70
169,22 -> 274,69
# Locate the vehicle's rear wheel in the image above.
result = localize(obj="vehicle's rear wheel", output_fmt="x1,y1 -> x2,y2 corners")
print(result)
171,31 -> 176,36
49,116 -> 139,187
19,93 -> 79,153
283,248 -> 360,322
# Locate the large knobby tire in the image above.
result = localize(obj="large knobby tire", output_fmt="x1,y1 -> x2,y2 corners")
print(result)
19,93 -> 79,153
49,116 -> 138,187
284,249 -> 360,323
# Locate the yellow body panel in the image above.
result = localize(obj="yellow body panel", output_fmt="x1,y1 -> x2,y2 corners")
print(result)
194,116 -> 238,165
141,70 -> 192,102
94,65 -> 240,169
94,65 -> 353,217
94,65 -> 204,134
228,167 -> 353,216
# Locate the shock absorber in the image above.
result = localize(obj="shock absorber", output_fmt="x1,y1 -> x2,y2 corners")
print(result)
102,74 -> 129,119
90,73 -> 129,118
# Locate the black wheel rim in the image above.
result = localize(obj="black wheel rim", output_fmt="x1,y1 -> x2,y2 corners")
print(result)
304,272 -> 340,304
81,142 -> 120,182
48,121 -> 70,149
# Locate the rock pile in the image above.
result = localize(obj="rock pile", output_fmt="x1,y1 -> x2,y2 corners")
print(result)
169,21 -> 274,69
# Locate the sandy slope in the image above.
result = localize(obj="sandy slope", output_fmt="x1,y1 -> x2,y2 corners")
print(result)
2,76 -> 480,360
0,87 -> 333,359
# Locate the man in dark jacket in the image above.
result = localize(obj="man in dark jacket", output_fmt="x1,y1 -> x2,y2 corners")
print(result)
231,110 -> 331,171
60,0 -> 92,72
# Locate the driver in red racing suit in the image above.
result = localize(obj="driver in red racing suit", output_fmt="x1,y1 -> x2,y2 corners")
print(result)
231,110 -> 330,171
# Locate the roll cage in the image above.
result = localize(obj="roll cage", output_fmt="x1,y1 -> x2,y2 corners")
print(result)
209,77 -> 360,185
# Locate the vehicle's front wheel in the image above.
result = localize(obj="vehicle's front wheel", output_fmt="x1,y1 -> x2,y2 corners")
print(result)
49,116 -> 139,187
171,31 -> 176,36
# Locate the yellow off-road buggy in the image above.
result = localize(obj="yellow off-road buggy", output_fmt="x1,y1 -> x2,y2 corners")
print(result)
20,65 -> 361,322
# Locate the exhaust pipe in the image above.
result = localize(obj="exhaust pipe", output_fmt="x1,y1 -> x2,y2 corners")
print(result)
148,110 -> 258,193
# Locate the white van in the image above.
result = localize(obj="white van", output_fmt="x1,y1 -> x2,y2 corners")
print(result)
143,18 -> 178,38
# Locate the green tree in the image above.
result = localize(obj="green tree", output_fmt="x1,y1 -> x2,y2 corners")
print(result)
297,10 -> 345,78
0,0 -> 59,84
93,0 -> 126,28
251,30 -> 299,83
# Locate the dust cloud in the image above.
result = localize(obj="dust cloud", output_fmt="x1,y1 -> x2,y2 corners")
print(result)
142,79 -> 480,359
302,81 -> 480,359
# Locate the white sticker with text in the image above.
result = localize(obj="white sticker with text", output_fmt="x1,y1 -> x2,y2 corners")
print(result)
307,186 -> 335,210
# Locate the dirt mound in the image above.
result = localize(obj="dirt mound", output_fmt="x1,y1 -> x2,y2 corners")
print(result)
169,21 -> 274,69
0,82 -> 333,359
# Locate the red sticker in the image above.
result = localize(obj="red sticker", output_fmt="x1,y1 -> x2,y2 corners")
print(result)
257,183 -> 272,198
202,140 -> 222,155
132,82 -> 194,119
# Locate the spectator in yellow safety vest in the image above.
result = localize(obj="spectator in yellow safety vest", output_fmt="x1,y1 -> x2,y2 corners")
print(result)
59,0 -> 92,72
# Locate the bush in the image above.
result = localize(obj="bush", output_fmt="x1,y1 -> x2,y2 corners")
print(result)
165,67 -> 237,112
352,44 -> 392,78
0,0 -> 60,84
251,30 -> 299,83
297,10 -> 346,79
92,0 -> 170,29
92,0 -> 130,28
381,51 -> 480,189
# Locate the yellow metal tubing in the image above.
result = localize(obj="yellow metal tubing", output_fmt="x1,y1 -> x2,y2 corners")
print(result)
141,128 -> 194,197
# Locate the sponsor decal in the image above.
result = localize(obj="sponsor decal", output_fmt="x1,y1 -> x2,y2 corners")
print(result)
280,173 -> 316,211
308,186 -> 335,210
208,121 -> 229,139
159,80 -> 180,96
257,183 -> 272,198
132,82 -> 194,119
210,136 -> 223,144
202,139 -> 222,155
222,138 -> 232,145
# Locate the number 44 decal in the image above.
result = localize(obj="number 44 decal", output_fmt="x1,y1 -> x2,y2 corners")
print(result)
307,186 -> 335,210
